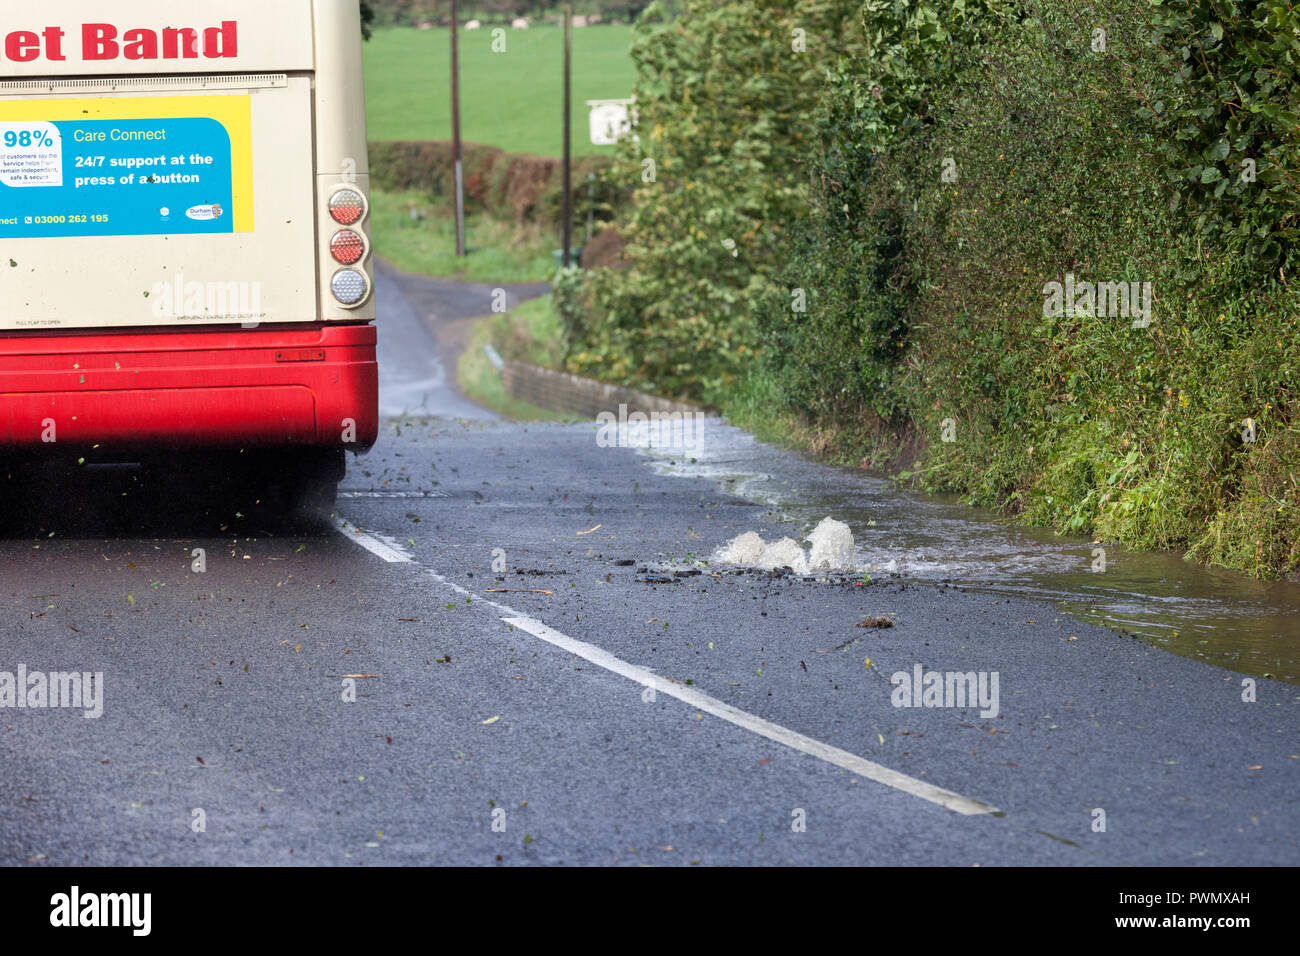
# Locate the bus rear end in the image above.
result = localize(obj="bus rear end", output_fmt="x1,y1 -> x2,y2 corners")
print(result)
0,0 -> 376,512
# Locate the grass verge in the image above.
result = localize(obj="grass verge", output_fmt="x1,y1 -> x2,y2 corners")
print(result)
370,187 -> 558,283
458,295 -> 582,422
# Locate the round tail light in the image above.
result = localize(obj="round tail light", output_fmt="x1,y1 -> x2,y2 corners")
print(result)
330,229 -> 366,265
328,188 -> 366,225
331,269 -> 369,307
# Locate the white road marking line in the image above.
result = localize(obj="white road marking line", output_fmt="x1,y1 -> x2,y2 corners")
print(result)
502,614 -> 1000,816
330,516 -> 413,564
339,490 -> 450,499
333,514 -> 1000,816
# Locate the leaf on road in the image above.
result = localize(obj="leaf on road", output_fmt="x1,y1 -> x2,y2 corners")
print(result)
576,524 -> 602,536
481,715 -> 500,725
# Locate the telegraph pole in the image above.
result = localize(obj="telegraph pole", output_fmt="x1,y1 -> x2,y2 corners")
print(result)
450,0 -> 465,257
561,3 -> 572,268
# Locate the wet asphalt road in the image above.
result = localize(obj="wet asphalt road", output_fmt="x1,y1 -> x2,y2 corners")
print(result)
0,270 -> 1296,866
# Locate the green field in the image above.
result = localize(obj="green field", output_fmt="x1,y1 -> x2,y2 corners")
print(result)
363,25 -> 636,157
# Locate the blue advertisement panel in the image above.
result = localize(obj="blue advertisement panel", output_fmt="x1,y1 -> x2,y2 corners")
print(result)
0,95 -> 253,239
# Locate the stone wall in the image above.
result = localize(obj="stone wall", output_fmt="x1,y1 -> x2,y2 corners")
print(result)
500,360 -> 705,419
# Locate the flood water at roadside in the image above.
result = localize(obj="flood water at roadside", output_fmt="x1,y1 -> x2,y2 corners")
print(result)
629,417 -> 1300,686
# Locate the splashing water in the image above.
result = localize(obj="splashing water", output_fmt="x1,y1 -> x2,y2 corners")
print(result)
806,516 -> 855,571
715,516 -> 858,574
758,537 -> 810,574
715,530 -> 765,566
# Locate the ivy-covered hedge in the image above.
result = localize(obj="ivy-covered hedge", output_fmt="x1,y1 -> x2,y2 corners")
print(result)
1146,0 -> 1300,272
768,0 -> 1300,577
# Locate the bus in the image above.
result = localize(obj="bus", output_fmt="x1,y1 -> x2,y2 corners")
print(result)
0,0 -> 377,514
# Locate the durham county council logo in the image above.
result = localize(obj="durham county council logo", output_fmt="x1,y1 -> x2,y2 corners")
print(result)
186,203 -> 223,221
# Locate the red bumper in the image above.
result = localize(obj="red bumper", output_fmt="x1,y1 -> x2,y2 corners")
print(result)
0,324 -> 378,453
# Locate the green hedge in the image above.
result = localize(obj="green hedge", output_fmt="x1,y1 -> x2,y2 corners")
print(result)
555,0 -> 867,399
759,0 -> 1300,577
368,140 -> 625,231
557,0 -> 1300,577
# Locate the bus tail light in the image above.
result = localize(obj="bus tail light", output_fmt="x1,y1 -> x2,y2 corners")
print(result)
330,229 -> 365,265
331,269 -> 369,307
326,187 -> 370,307
328,188 -> 366,225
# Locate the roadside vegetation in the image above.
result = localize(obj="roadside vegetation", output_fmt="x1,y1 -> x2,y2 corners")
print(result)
555,0 -> 1300,578
457,294 -> 580,420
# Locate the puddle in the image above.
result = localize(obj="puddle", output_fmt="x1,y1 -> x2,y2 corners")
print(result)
630,418 -> 1300,686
